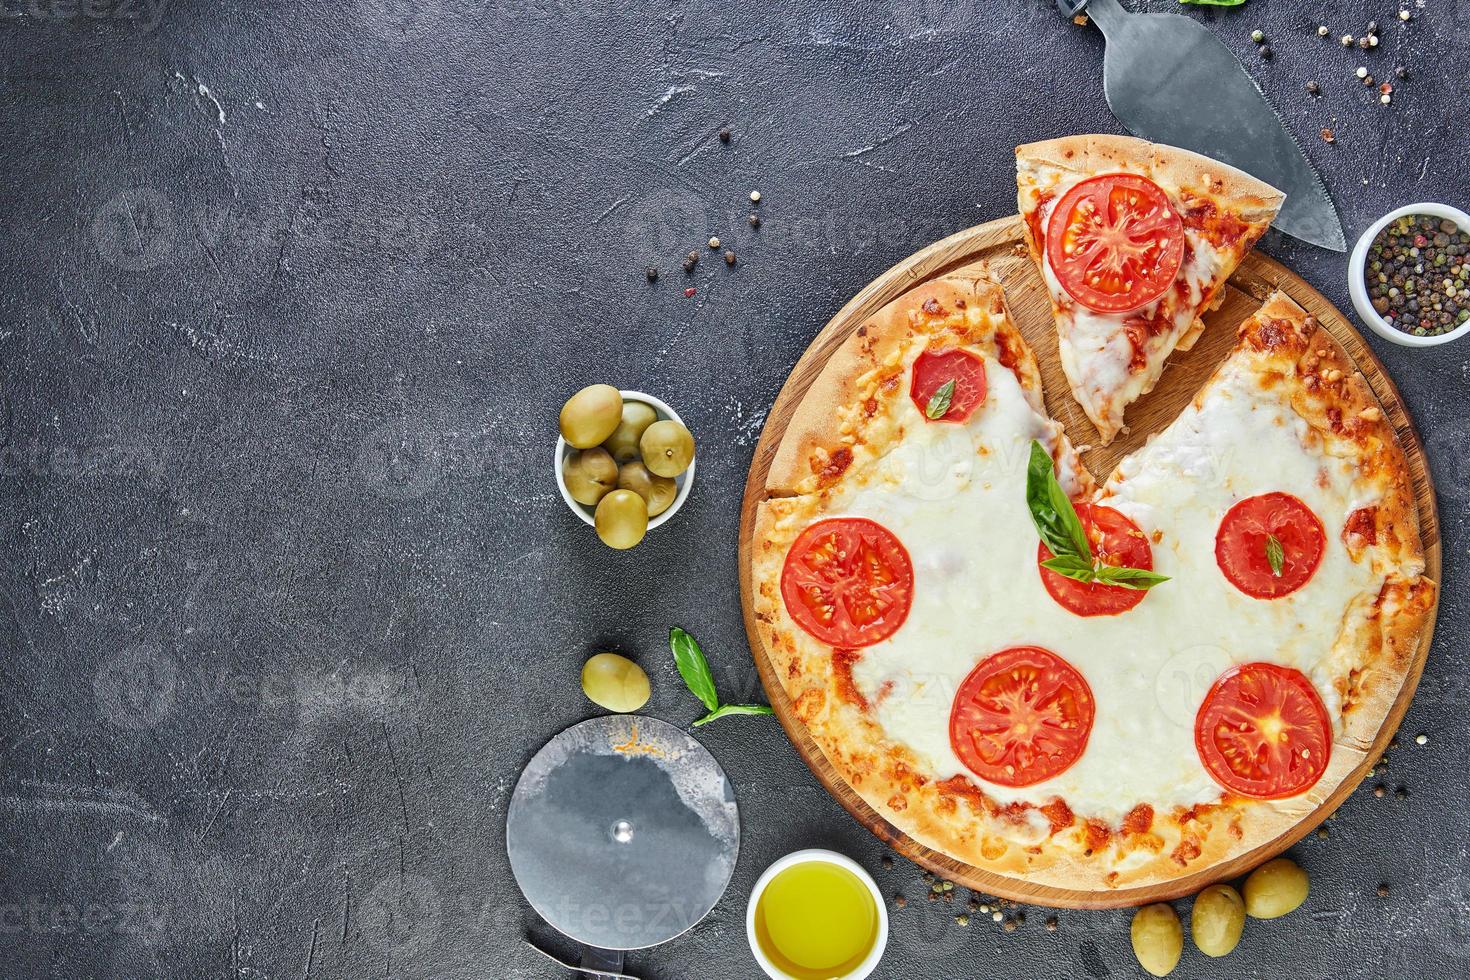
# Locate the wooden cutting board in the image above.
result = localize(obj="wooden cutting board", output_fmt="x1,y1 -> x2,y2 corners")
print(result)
736,215 -> 1441,908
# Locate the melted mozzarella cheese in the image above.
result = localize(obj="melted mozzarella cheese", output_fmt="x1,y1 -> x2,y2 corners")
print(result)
830,355 -> 1381,826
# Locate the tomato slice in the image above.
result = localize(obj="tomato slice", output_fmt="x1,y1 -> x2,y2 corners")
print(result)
949,646 -> 1095,788
1215,492 -> 1326,599
1037,503 -> 1154,617
1195,662 -> 1332,800
781,518 -> 914,648
1045,173 -> 1185,314
910,348 -> 987,423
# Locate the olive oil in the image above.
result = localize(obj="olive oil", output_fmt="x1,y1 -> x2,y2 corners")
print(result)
753,861 -> 878,979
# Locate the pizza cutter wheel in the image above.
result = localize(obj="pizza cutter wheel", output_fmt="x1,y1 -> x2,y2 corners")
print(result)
507,715 -> 740,978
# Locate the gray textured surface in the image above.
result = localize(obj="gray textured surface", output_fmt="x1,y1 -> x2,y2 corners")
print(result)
1,2 -> 1468,978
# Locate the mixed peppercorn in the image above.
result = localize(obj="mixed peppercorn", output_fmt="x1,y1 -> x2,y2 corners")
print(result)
1366,215 -> 1470,337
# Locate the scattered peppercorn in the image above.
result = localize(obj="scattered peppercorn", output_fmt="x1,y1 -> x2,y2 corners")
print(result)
1320,127 -> 1336,143
1258,44 -> 1272,59
1399,9 -> 1410,21
1380,94 -> 1392,105
683,287 -> 696,298
748,213 -> 761,228
992,910 -> 1003,922
1373,784 -> 1386,797
749,190 -> 761,203
1251,29 -> 1265,43
1367,20 -> 1379,34
1045,916 -> 1058,932
1395,66 -> 1408,79
1416,734 -> 1429,745
1368,34 -> 1379,47
708,236 -> 720,249
895,893 -> 907,908
1341,34 -> 1354,46
1356,66 -> 1369,78
682,258 -> 696,273
927,891 -> 937,903
1364,75 -> 1376,87
881,855 -> 894,869
1378,883 -> 1391,897
1381,82 -> 1394,95
1003,918 -> 1018,933
1358,35 -> 1371,49
1396,786 -> 1409,798
724,249 -> 736,266
1366,214 -> 1470,336
1316,826 -> 1330,839
718,126 -> 731,143
1306,81 -> 1321,95
956,913 -> 970,926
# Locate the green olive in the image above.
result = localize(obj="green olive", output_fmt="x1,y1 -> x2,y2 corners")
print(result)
1191,884 -> 1246,957
617,462 -> 678,517
1243,857 -> 1309,919
580,652 -> 650,712
562,447 -> 619,506
1130,904 -> 1182,977
594,489 -> 648,549
601,401 -> 659,463
560,384 -> 623,449
639,419 -> 695,477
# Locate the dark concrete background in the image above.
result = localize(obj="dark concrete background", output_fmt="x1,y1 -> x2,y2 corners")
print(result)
2,1 -> 1468,978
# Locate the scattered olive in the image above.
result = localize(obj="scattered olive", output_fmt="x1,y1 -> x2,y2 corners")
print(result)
602,401 -> 659,463
1243,858 -> 1309,919
560,384 -> 624,449
562,447 -> 619,506
640,419 -> 696,477
1131,904 -> 1183,977
594,489 -> 648,550
580,652 -> 651,712
1191,884 -> 1246,957
617,461 -> 677,517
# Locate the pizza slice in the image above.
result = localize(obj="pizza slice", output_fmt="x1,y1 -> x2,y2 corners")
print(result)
1016,134 -> 1284,445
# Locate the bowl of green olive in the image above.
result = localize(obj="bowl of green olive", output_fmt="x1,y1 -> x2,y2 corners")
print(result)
556,385 -> 696,549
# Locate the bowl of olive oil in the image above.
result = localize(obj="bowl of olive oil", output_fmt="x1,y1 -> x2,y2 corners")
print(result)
746,850 -> 888,980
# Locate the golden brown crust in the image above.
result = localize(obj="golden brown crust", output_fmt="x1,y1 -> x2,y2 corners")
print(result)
1015,134 -> 1285,222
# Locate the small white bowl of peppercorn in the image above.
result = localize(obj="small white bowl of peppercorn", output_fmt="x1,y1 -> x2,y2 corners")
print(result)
1350,202 -> 1470,348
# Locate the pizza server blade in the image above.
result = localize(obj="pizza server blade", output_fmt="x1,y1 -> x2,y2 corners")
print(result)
507,715 -> 740,978
1058,0 -> 1347,252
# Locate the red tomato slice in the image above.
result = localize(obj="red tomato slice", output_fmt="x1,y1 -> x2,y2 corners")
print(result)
1045,173 -> 1185,314
781,518 -> 914,648
950,647 -> 1095,787
1037,503 -> 1154,617
1195,662 -> 1332,800
1215,492 -> 1326,599
910,348 -> 988,423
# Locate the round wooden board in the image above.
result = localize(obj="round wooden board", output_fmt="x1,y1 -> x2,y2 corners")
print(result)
737,215 -> 1442,909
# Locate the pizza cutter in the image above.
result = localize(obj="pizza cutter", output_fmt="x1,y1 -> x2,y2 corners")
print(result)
507,715 -> 740,978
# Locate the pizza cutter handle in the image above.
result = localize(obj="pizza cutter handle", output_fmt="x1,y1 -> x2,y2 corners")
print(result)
1055,0 -> 1090,16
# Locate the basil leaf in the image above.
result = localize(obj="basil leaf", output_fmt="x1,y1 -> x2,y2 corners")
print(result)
1266,534 -> 1285,577
1040,554 -> 1097,583
1092,565 -> 1172,590
925,379 -> 956,420
693,704 -> 775,726
670,627 -> 719,712
1026,441 -> 1091,560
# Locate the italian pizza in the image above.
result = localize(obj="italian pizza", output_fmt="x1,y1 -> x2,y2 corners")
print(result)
1017,134 -> 1284,446
748,272 -> 1436,893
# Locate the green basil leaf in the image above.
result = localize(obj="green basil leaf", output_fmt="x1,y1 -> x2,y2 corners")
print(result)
693,703 -> 775,726
1040,554 -> 1096,581
925,379 -> 956,420
1026,441 -> 1091,560
670,627 -> 719,712
1092,565 -> 1172,590
1266,534 -> 1285,577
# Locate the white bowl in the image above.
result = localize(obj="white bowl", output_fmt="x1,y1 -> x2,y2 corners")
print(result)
745,849 -> 889,980
554,389 -> 695,532
1349,201 -> 1470,348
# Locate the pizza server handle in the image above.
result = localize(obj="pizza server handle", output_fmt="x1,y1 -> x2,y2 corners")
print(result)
1055,0 -> 1125,31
